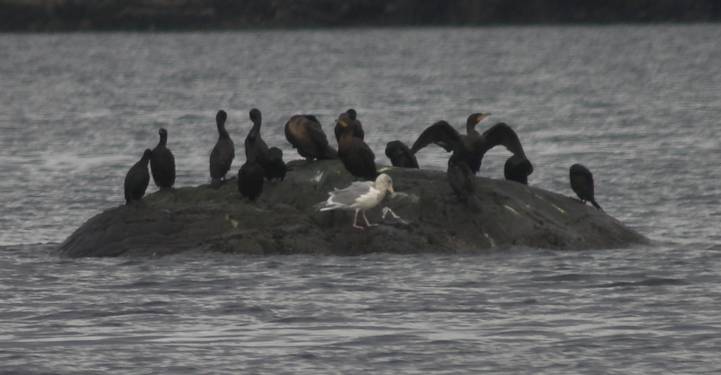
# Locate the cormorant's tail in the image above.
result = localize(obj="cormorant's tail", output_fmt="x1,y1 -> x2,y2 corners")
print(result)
411,121 -> 463,154
590,199 -> 602,211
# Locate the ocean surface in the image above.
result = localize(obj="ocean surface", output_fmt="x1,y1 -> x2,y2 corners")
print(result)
1,25 -> 720,373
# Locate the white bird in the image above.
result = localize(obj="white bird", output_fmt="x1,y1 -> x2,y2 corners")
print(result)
319,173 -> 395,230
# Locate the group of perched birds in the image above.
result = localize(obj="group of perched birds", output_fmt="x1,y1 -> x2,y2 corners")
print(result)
124,108 -> 603,220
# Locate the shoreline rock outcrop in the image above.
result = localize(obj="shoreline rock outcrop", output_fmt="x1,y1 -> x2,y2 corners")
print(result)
2,0 -> 720,31
57,160 -> 648,257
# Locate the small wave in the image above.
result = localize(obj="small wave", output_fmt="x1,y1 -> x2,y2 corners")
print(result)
593,277 -> 687,288
534,273 -> 592,282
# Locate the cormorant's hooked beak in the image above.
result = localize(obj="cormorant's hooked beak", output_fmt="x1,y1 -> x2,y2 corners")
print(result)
477,113 -> 491,125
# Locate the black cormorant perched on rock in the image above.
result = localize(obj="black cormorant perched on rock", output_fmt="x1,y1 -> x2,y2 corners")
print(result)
447,151 -> 482,211
385,140 -> 419,169
209,110 -> 234,187
150,128 -> 175,189
570,164 -> 602,210
265,147 -> 287,181
284,114 -> 337,160
504,154 -> 533,185
411,119 -> 479,206
411,114 -> 532,207
334,108 -> 364,142
245,108 -> 270,163
337,112 -> 377,180
412,114 -> 530,175
238,160 -> 264,201
124,149 -> 152,205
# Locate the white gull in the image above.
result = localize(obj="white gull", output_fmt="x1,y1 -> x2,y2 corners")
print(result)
319,173 -> 395,230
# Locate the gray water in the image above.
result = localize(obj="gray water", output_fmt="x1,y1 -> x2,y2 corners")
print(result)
1,26 -> 720,373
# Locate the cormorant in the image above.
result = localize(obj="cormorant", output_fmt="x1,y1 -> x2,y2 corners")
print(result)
334,108 -> 364,142
209,110 -> 234,187
385,140 -> 419,169
265,147 -> 287,181
150,128 -> 175,189
244,108 -> 270,166
570,164 -> 602,210
411,113 -> 514,174
411,114 -> 531,207
504,154 -> 534,185
284,114 -> 337,160
238,160 -> 264,201
124,149 -> 152,205
336,112 -> 377,180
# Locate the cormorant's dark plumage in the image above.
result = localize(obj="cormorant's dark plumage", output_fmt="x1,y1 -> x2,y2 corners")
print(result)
570,164 -> 602,210
284,114 -> 337,160
209,110 -> 235,186
447,152 -> 482,211
504,154 -> 533,185
411,114 -> 533,208
244,108 -> 270,165
337,113 -> 377,180
265,147 -> 287,181
411,114 -> 530,175
150,128 -> 175,189
334,108 -> 364,142
385,140 -> 419,169
124,149 -> 152,205
238,160 -> 264,201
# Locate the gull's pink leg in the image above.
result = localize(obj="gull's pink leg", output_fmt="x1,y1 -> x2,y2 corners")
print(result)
362,210 -> 377,227
353,209 -> 365,230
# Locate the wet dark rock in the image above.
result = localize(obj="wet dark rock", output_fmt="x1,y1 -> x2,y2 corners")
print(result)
57,160 -> 648,257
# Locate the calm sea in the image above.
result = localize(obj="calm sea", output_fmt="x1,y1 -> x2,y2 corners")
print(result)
1,25 -> 720,373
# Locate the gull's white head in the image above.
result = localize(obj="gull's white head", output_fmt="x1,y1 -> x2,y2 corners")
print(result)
374,173 -> 394,194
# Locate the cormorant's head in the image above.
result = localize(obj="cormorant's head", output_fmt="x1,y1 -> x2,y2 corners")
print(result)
158,128 -> 167,138
269,146 -> 283,160
337,113 -> 351,129
467,112 -> 490,128
142,149 -> 153,160
249,108 -> 262,124
346,108 -> 357,120
216,110 -> 227,124
385,141 -> 403,159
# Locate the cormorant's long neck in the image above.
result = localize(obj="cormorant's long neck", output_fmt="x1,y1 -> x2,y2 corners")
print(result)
217,120 -> 229,139
158,133 -> 167,147
465,118 -> 480,137
338,130 -> 354,148
141,153 -> 152,165
249,118 -> 262,140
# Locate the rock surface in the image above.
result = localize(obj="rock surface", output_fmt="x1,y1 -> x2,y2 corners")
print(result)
57,160 -> 648,257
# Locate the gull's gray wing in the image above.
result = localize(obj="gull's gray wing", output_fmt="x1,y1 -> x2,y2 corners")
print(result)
329,181 -> 374,206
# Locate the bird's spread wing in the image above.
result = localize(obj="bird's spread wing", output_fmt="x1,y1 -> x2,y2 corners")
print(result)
410,121 -> 463,153
480,123 -> 526,157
